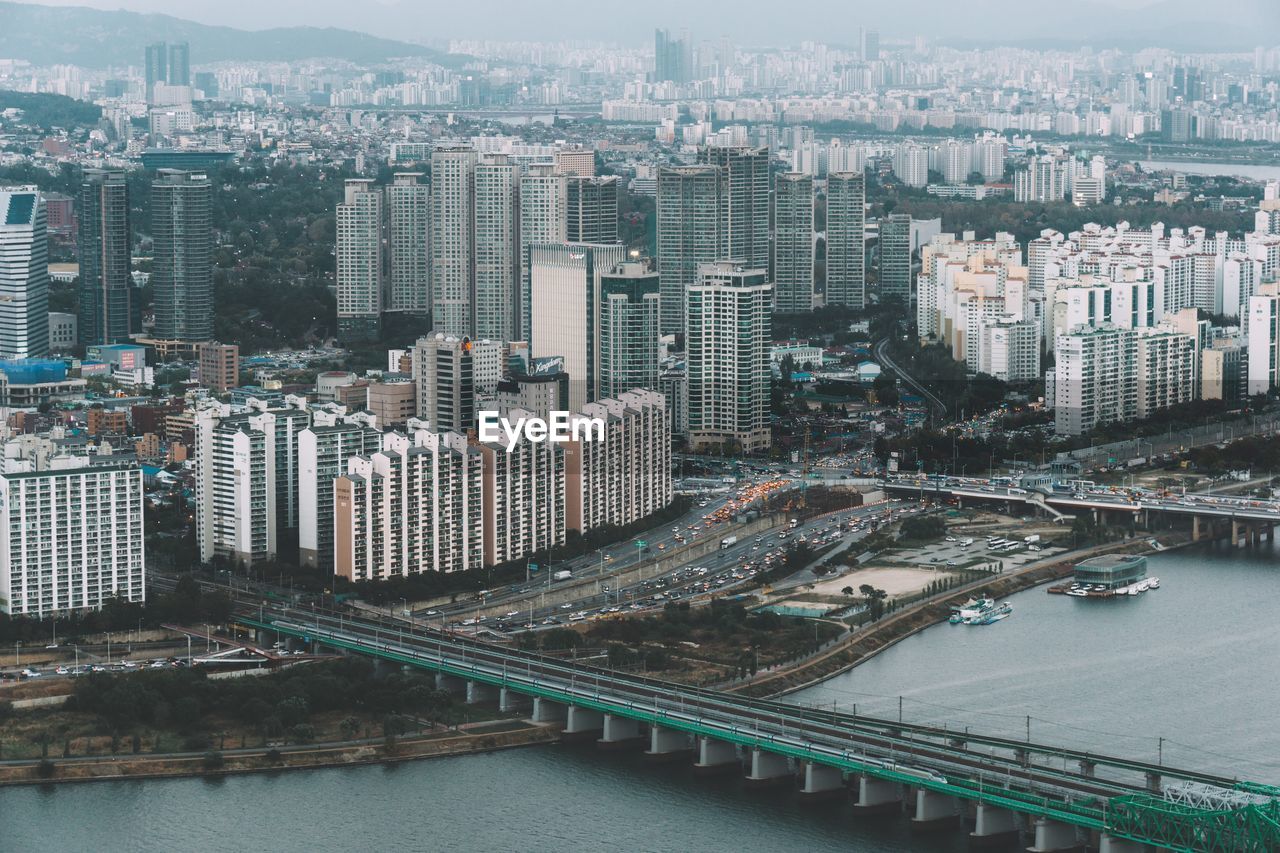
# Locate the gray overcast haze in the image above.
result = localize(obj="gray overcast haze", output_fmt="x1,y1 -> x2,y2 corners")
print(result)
5,0 -> 1279,47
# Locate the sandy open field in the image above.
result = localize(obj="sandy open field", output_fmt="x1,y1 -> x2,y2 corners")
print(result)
807,565 -> 954,598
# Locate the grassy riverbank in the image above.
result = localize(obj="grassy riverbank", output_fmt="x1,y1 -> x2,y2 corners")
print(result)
0,719 -> 559,787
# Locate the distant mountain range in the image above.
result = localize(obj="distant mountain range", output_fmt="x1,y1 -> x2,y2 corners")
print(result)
0,1 -> 460,68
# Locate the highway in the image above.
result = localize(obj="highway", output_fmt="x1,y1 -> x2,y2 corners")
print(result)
242,604 -> 1280,852
443,500 -> 915,634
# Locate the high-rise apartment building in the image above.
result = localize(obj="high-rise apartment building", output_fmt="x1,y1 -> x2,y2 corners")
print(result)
1247,283 -> 1280,395
566,176 -> 619,245
698,146 -> 770,271
430,144 -> 478,337
385,172 -> 430,315
1054,325 -> 1137,436
893,144 -> 928,188
334,429 -> 483,581
565,390 -> 672,534
0,187 -> 49,358
598,260 -> 661,398
554,147 -> 596,177
474,155 -> 519,341
78,168 -> 136,346
657,165 -> 723,336
773,173 -> 814,314
529,243 -> 627,410
299,411 -> 384,570
978,318 -> 1041,382
826,172 -> 866,309
335,179 -> 382,342
687,262 -> 772,453
0,446 -> 144,616
518,166 -> 567,342
879,213 -> 912,303
151,169 -> 212,342
1134,327 -> 1196,420
475,409 -> 566,566
654,28 -> 693,84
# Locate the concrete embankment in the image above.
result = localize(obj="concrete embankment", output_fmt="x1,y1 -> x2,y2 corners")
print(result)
0,721 -> 560,787
731,537 -> 1177,699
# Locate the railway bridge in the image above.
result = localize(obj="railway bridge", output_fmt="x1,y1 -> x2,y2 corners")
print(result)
242,606 -> 1279,852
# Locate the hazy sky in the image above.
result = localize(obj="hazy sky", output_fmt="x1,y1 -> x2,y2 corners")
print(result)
6,0 -> 1273,46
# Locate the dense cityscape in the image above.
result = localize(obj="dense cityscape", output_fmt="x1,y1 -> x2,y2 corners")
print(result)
1,1 -> 1280,850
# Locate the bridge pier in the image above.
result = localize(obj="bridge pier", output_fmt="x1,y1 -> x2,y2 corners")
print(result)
1077,759 -> 1095,778
1026,818 -> 1082,852
911,788 -> 960,831
693,737 -> 740,776
1144,771 -> 1161,793
563,706 -> 604,741
798,761 -> 845,802
499,687 -> 528,713
531,697 -> 566,724
597,714 -> 645,751
969,804 -> 1021,849
744,748 -> 793,789
644,725 -> 693,763
435,672 -> 466,694
465,680 -> 497,705
1098,834 -> 1149,853
1232,519 -> 1246,548
853,775 -> 902,814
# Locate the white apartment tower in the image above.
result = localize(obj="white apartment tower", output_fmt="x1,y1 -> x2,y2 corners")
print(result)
476,408 -> 567,566
687,262 -> 772,453
474,155 -> 519,341
336,179 -> 383,342
430,144 -> 478,336
0,447 -> 144,616
385,173 -> 430,315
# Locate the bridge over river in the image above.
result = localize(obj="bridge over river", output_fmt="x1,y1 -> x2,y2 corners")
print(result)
242,606 -> 1279,852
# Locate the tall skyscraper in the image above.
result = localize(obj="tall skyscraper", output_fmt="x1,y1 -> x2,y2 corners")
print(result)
151,169 -> 212,343
772,173 -> 814,314
566,176 -> 619,245
517,166 -> 567,341
879,213 -> 912,304
598,259 -> 661,398
698,145 -> 770,271
657,164 -> 723,336
299,413 -> 384,570
385,172 -> 430,315
0,187 -> 49,358
430,144 -> 477,336
145,42 -> 167,100
412,333 -> 503,432
335,179 -> 383,342
529,243 -> 627,410
474,155 -> 519,341
687,262 -> 772,454
826,172 -> 866,309
654,28 -> 693,83
861,28 -> 880,61
167,42 -> 190,86
78,168 -> 135,346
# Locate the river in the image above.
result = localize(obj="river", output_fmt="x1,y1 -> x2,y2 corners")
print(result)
2,543 -> 1276,851
1138,160 -> 1280,181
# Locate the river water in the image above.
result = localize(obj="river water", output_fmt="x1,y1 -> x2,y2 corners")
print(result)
2,543 -> 1276,852
1138,160 -> 1280,181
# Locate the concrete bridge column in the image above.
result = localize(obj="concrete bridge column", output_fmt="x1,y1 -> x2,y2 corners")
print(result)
531,697 -> 566,724
1232,519 -> 1245,548
1078,759 -> 1095,778
598,714 -> 644,751
1098,835 -> 1150,853
911,788 -> 960,830
644,725 -> 692,762
1027,818 -> 1081,852
1192,514 -> 1203,542
744,748 -> 792,789
969,804 -> 1020,848
1145,771 -> 1161,793
435,672 -> 466,694
853,775 -> 902,814
499,687 -> 528,713
563,706 -> 604,740
465,680 -> 497,705
798,762 -> 845,801
693,736 -> 740,776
